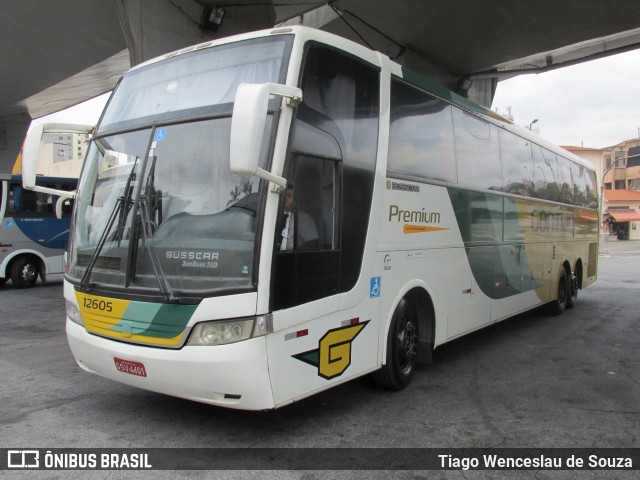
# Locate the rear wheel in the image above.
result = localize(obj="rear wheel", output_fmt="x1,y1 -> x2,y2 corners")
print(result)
549,268 -> 569,315
10,257 -> 39,288
372,298 -> 419,390
566,271 -> 578,309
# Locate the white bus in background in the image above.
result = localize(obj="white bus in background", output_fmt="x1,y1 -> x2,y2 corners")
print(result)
22,27 -> 598,409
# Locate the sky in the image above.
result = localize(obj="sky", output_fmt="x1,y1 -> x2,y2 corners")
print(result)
31,92 -> 110,128
33,48 -> 640,150
492,48 -> 640,149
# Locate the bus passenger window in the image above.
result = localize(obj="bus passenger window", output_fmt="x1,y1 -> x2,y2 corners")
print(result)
388,80 -> 456,183
572,163 -> 587,207
557,156 -> 574,205
9,184 -> 18,213
20,189 -> 39,214
585,170 -> 597,209
500,130 -> 533,196
453,110 -> 502,191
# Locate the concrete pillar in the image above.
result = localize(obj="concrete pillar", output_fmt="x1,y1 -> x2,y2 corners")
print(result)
467,77 -> 498,108
0,112 -> 31,177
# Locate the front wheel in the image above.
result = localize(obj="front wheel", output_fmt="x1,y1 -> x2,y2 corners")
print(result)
10,257 -> 39,289
372,298 -> 419,390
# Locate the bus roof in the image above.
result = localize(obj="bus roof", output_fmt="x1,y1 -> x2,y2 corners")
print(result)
125,26 -> 595,174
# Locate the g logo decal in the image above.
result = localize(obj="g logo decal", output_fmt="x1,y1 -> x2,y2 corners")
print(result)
293,321 -> 369,380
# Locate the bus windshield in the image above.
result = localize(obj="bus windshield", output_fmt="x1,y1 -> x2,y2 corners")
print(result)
100,35 -> 292,131
66,35 -> 292,299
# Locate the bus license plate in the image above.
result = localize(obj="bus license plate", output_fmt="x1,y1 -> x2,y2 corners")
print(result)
114,357 -> 147,377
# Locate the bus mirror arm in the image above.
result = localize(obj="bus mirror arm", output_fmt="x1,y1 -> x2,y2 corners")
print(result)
19,183 -> 75,219
55,192 -> 76,219
255,167 -> 287,193
230,83 -> 302,192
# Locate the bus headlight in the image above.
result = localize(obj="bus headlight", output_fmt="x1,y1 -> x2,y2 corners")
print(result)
66,300 -> 84,326
187,315 -> 272,346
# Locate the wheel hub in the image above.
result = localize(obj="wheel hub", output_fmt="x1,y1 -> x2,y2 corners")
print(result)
21,264 -> 36,281
397,318 -> 418,370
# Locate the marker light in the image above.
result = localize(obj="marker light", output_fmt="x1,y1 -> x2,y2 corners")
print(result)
66,300 -> 84,326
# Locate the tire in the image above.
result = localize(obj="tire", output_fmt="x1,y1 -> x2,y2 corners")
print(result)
10,257 -> 39,288
0,277 -> 8,287
566,271 -> 578,309
549,268 -> 569,315
372,298 -> 419,390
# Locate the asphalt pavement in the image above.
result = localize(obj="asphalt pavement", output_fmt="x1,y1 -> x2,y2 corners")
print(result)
1,243 -> 639,480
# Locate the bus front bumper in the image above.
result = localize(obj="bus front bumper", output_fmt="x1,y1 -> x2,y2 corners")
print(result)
66,319 -> 276,410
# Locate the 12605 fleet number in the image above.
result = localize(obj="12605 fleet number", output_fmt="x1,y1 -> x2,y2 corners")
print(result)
83,297 -> 113,312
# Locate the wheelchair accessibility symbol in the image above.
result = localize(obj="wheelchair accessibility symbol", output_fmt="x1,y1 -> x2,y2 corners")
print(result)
370,276 -> 381,298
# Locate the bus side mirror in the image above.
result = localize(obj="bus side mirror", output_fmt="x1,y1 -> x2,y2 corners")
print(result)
21,123 -> 93,218
230,83 -> 302,190
21,123 -> 44,191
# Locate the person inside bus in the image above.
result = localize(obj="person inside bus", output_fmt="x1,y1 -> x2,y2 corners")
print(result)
280,183 -> 319,252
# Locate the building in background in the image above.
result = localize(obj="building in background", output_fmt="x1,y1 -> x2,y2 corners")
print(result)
602,189 -> 640,240
37,132 -> 89,177
600,139 -> 640,191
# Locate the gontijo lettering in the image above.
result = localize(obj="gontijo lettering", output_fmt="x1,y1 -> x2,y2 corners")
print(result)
389,205 -> 441,223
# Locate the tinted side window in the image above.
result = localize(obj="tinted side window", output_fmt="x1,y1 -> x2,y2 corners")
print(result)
387,80 -> 456,183
585,170 -> 598,209
540,148 -> 561,202
453,109 -> 502,190
500,130 -> 533,196
557,156 -> 574,205
297,45 -> 379,293
273,44 -> 379,309
10,184 -> 49,215
572,162 -> 587,207
298,45 -> 379,170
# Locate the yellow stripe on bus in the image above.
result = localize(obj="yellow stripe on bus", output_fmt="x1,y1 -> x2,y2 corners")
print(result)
403,224 -> 449,234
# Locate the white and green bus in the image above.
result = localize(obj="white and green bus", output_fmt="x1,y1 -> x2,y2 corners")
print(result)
24,26 -> 598,410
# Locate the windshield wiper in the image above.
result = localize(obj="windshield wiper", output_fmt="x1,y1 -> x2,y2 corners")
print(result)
138,186 -> 177,303
79,195 -> 123,291
116,157 -> 139,245
79,158 -> 139,291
